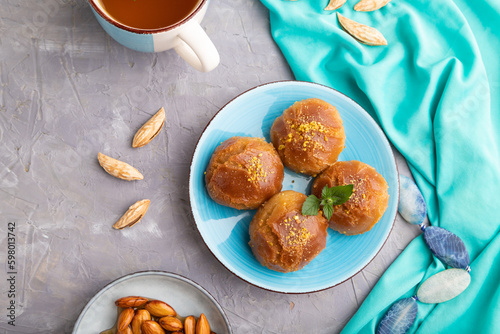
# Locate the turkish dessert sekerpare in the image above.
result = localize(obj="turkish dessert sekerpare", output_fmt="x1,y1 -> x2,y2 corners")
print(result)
312,160 -> 389,235
270,98 -> 345,176
205,136 -> 284,210
249,190 -> 329,273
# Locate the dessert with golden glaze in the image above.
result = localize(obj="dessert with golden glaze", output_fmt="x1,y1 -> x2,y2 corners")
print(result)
205,137 -> 284,210
312,160 -> 389,235
270,98 -> 345,176
249,190 -> 329,272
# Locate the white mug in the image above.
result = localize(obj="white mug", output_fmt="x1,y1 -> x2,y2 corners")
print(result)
88,0 -> 220,72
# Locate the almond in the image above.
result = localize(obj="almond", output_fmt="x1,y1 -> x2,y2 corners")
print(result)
184,315 -> 196,334
113,199 -> 151,229
324,0 -> 347,10
98,152 -> 143,181
337,13 -> 387,46
117,308 -> 135,332
196,313 -> 210,334
159,316 -> 183,332
141,321 -> 165,334
115,296 -> 149,308
131,309 -> 151,334
132,107 -> 165,148
354,0 -> 391,12
145,300 -> 177,318
118,327 -> 133,334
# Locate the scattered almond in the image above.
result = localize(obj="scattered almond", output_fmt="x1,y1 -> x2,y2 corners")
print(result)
159,316 -> 183,332
98,152 -> 143,181
141,320 -> 165,334
184,315 -> 196,334
196,313 -> 210,334
117,308 -> 135,332
133,107 -> 165,148
113,199 -> 151,230
131,309 -> 151,334
337,13 -> 387,46
324,0 -> 347,10
354,0 -> 391,11
145,300 -> 177,318
115,296 -> 149,308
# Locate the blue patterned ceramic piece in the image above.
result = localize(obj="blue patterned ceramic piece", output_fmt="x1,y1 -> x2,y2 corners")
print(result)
398,175 -> 427,225
189,81 -> 399,293
377,297 -> 418,334
423,226 -> 470,269
417,268 -> 471,304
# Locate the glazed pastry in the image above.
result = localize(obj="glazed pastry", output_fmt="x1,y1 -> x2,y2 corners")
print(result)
249,190 -> 329,272
205,136 -> 284,210
312,160 -> 389,235
270,98 -> 345,176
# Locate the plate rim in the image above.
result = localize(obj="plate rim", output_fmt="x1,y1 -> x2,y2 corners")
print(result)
188,80 -> 399,294
72,270 -> 233,333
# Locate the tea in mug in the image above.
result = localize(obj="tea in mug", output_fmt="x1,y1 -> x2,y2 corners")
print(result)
100,0 -> 201,30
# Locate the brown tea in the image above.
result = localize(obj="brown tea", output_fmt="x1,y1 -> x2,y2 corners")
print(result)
100,0 -> 201,30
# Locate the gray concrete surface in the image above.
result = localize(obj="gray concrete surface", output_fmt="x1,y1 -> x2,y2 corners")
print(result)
0,0 -> 420,333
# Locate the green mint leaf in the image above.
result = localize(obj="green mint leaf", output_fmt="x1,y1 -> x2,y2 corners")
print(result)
302,195 -> 321,216
323,184 -> 336,199
321,184 -> 329,199
323,203 -> 334,221
324,184 -> 354,206
304,184 -> 353,219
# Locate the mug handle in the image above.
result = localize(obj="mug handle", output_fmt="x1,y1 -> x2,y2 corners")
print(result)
174,21 -> 220,72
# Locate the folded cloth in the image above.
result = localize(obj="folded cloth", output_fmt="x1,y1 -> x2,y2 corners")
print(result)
258,0 -> 500,332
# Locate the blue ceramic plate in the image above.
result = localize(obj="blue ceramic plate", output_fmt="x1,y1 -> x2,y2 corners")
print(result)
189,81 -> 398,293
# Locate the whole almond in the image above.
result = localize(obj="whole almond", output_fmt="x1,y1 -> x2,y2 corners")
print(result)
115,296 -> 149,308
196,313 -> 210,334
145,300 -> 176,317
159,316 -> 183,332
118,327 -> 133,334
117,308 -> 135,332
133,107 -> 165,148
98,152 -> 143,181
324,0 -> 347,10
354,0 -> 391,11
337,13 -> 387,46
132,309 -> 151,334
141,320 -> 165,334
184,315 -> 196,334
113,199 -> 151,229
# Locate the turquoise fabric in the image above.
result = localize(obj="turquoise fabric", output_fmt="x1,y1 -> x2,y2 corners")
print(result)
258,0 -> 500,332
